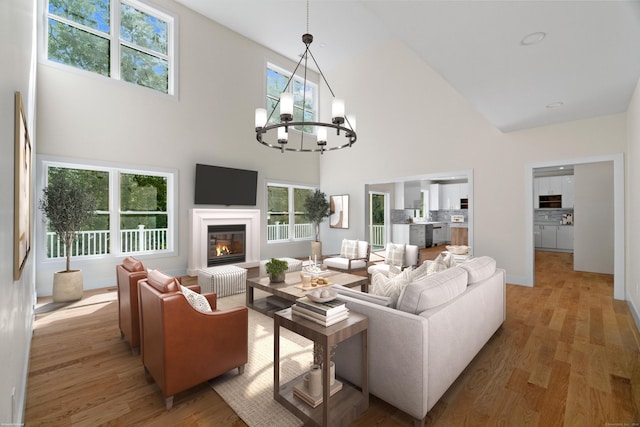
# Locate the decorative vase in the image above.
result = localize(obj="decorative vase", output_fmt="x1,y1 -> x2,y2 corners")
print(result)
52,270 -> 83,302
308,364 -> 322,396
311,241 -> 322,262
269,272 -> 285,283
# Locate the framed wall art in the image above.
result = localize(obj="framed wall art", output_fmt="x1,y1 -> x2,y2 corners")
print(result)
329,194 -> 349,229
14,91 -> 32,280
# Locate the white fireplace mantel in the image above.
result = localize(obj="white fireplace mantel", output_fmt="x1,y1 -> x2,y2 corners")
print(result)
188,209 -> 261,275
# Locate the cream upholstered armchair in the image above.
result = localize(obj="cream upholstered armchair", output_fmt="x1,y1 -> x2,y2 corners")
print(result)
323,239 -> 371,274
368,243 -> 420,277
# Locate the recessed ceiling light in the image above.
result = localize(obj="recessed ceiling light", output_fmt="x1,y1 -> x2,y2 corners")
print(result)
546,101 -> 564,108
521,32 -> 546,46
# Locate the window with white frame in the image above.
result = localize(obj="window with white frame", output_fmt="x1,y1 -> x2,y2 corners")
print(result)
266,63 -> 317,134
42,160 -> 175,259
267,183 -> 315,242
45,0 -> 175,94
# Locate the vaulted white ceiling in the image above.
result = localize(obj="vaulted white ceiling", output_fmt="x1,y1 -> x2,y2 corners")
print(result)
176,0 -> 640,132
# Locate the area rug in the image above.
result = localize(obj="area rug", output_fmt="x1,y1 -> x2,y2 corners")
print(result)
209,292 -> 313,427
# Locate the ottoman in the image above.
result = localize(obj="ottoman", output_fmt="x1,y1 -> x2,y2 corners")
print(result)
197,265 -> 247,297
258,257 -> 303,277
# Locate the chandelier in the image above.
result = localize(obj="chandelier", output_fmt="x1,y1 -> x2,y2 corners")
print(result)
254,3 -> 356,154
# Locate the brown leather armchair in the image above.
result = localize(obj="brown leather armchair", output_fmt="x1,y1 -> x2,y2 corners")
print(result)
116,256 -> 147,355
138,270 -> 248,410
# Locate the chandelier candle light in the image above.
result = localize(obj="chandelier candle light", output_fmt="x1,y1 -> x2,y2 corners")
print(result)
254,4 -> 357,154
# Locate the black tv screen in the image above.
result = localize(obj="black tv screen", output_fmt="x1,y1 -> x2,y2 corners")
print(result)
195,164 -> 258,206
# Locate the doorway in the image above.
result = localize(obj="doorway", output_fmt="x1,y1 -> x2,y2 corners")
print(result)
526,153 -> 624,300
368,191 -> 389,250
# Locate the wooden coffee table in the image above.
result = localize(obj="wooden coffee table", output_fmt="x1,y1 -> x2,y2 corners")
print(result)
246,270 -> 368,317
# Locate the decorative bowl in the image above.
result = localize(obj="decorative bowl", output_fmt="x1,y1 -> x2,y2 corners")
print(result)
446,245 -> 470,255
306,289 -> 337,303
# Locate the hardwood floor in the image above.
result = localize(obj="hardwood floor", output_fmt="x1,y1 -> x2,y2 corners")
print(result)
25,249 -> 639,426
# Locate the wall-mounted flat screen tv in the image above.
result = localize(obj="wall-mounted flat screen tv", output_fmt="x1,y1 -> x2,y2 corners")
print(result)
195,163 -> 258,206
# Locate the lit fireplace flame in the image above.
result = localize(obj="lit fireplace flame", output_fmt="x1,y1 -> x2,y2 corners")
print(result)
216,245 -> 231,256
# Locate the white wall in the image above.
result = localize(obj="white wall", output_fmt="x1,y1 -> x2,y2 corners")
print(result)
626,78 -> 640,325
35,0 -> 322,295
317,40 -> 627,287
573,162 -> 614,274
0,0 -> 37,424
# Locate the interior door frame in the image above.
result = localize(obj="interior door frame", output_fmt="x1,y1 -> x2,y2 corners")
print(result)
524,153 -> 625,300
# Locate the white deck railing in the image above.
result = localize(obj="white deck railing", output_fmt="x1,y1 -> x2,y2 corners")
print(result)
46,225 -> 168,258
370,224 -> 385,249
267,223 -> 314,241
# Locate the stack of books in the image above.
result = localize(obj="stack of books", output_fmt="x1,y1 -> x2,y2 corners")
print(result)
291,297 -> 348,326
293,379 -> 343,407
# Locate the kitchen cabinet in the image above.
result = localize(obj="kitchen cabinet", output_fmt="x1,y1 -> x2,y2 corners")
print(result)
392,224 -> 410,245
537,176 -> 563,195
429,184 -> 440,211
534,224 -> 573,251
450,227 -> 468,246
562,176 -> 574,208
440,185 -> 458,210
557,226 -> 573,250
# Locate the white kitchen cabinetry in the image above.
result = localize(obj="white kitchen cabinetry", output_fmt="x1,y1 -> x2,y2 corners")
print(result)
562,176 -> 574,208
392,224 -> 410,245
534,225 -> 573,251
429,184 -> 440,211
537,176 -> 563,195
541,225 -> 557,248
556,226 -> 574,250
440,185 -> 457,210
459,183 -> 469,199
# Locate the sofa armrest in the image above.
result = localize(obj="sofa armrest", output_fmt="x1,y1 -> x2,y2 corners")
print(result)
334,294 -> 430,421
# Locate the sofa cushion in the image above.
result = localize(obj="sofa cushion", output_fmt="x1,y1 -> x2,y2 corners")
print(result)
122,256 -> 144,272
370,268 -> 414,307
324,257 -> 368,270
180,284 -> 212,313
459,256 -> 496,284
331,284 -> 393,307
396,267 -> 468,314
340,239 -> 359,259
385,243 -> 406,266
147,269 -> 179,293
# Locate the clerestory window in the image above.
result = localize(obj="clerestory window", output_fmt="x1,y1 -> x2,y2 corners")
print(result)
266,63 -> 318,134
44,0 -> 176,94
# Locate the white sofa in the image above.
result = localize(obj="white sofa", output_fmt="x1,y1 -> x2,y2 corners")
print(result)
331,256 -> 506,427
367,243 -> 420,276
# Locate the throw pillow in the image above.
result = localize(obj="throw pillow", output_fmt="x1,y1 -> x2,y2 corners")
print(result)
340,239 -> 359,259
370,268 -> 414,307
385,243 -> 406,266
330,284 -> 393,307
180,284 -> 213,313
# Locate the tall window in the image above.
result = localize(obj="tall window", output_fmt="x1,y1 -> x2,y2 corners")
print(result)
266,63 -> 317,134
267,183 -> 315,242
45,0 -> 175,94
42,160 -> 175,259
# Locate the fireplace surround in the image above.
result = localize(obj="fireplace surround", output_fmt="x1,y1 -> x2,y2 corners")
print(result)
188,209 -> 260,275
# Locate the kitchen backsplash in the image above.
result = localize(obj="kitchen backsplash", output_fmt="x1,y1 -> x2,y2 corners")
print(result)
390,209 -> 469,224
534,208 -> 574,224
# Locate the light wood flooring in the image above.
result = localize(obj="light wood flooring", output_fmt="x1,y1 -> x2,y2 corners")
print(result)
25,249 -> 640,426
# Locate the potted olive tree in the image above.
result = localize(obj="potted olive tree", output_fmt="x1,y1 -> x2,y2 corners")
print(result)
265,258 -> 288,283
39,171 -> 96,302
304,189 -> 331,260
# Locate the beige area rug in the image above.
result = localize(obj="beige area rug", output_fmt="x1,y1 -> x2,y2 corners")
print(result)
209,292 -> 313,427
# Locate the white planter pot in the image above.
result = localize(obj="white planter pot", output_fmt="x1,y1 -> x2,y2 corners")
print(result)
52,270 -> 83,302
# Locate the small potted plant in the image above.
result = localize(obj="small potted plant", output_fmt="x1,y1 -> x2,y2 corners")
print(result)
265,258 -> 288,283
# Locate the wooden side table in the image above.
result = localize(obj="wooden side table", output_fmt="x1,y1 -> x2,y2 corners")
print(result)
274,308 -> 369,427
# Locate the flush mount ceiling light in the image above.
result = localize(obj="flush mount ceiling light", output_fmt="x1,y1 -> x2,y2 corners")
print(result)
254,1 -> 356,154
520,31 -> 546,46
546,101 -> 564,108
